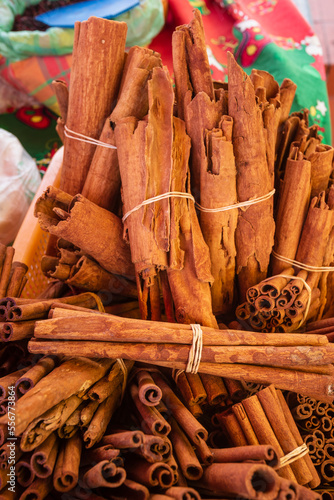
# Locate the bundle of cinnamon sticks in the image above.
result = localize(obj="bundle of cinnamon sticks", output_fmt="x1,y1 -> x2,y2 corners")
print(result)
29,306 -> 334,402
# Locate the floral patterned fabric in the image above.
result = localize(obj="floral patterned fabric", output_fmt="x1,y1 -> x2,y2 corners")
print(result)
149,0 -> 331,144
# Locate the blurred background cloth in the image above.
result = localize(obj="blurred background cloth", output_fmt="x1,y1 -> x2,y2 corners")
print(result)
0,0 -> 331,169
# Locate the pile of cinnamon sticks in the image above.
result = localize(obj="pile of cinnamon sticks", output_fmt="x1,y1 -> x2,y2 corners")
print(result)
0,354 -> 323,499
1,8 -> 333,500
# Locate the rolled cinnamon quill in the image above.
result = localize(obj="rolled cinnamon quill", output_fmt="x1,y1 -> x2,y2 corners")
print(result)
19,476 -> 53,500
131,383 -> 171,437
0,320 -> 35,342
6,261 -> 28,297
20,394 -> 82,452
151,372 -> 208,445
33,312 -> 329,346
60,16 -> 127,195
83,458 -> 126,489
272,147 -> 311,275
15,355 -> 57,396
35,187 -> 134,278
211,444 -> 279,467
198,462 -> 280,499
257,386 -> 313,485
0,357 -> 113,437
0,247 -> 15,298
101,430 -> 144,449
16,455 -> 35,487
30,432 -> 58,478
164,487 -> 201,500
53,432 -> 82,492
228,52 -> 275,301
67,255 -> 137,298
136,369 -> 162,406
125,456 -> 174,489
83,385 -> 122,448
28,339 -> 334,368
136,434 -> 172,463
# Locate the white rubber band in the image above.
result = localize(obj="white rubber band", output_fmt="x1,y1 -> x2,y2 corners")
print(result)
64,125 -> 117,150
186,324 -> 203,374
122,191 -> 195,223
196,189 -> 275,213
276,443 -> 309,469
272,251 -> 334,273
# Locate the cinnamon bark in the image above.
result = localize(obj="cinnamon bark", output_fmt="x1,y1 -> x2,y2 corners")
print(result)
272,147 -> 311,275
110,46 -> 162,123
0,247 -> 15,298
35,188 -> 134,278
257,386 -> 313,485
308,145 -> 334,198
6,262 -> 28,297
15,355 -> 57,396
60,17 -> 127,195
198,116 -> 238,314
31,432 -> 58,478
0,357 -> 112,436
167,116 -> 216,327
82,458 -> 126,489
228,52 -> 275,301
20,394 -> 82,452
83,385 -> 122,448
136,369 -> 162,406
0,321 -> 35,342
131,383 -> 171,437
53,432 -> 82,492
242,394 -> 296,481
81,120 -> 120,212
211,444 -> 279,467
198,462 -> 280,499
67,255 -> 137,298
170,418 -> 203,481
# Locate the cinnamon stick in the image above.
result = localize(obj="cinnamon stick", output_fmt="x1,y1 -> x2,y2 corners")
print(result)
53,432 -> 82,492
60,17 -> 127,195
35,188 -> 135,278
0,357 -> 112,436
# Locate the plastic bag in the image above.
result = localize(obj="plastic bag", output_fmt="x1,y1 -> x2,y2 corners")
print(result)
0,128 -> 41,245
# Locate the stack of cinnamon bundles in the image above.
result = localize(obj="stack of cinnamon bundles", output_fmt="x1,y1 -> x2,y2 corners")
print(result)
0,8 -> 332,500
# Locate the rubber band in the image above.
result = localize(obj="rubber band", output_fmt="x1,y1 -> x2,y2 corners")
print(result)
186,324 -> 203,374
196,188 -> 275,213
122,192 -> 195,223
260,274 -> 312,328
116,358 -> 128,401
272,251 -> 334,273
64,125 -> 117,150
276,443 -> 309,469
85,292 -> 105,312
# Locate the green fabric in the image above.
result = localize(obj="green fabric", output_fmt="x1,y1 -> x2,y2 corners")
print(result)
0,0 -> 165,62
